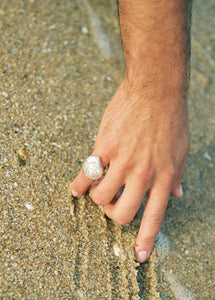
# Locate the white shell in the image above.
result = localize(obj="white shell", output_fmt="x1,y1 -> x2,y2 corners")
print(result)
25,202 -> 34,211
82,156 -> 103,180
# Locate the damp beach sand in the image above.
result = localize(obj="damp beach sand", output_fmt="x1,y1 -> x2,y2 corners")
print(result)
0,0 -> 214,299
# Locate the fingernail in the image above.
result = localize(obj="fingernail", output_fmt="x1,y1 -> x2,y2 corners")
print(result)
179,184 -> 183,197
71,189 -> 80,197
135,251 -> 148,263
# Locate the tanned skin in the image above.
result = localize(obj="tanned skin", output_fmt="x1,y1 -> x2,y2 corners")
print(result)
71,0 -> 191,263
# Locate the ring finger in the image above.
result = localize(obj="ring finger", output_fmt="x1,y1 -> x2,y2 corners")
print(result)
70,153 -> 109,197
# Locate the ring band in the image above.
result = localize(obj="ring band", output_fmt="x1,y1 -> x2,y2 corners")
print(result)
82,155 -> 104,180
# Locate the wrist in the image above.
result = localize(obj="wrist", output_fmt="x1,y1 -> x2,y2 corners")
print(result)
123,51 -> 187,100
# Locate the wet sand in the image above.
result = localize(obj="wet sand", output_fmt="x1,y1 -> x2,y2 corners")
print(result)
0,0 -> 214,299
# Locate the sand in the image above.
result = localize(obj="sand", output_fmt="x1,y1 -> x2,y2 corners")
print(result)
0,0 -> 214,298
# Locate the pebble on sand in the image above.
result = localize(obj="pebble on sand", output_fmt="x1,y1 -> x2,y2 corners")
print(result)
113,244 -> 120,256
25,203 -> 34,211
81,26 -> 88,34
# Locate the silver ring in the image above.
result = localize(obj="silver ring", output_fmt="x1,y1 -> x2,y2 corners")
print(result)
82,155 -> 104,180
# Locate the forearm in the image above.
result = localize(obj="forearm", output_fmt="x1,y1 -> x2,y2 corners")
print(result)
118,0 -> 191,100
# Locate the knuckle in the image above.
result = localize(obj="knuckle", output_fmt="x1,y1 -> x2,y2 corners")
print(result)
90,190 -> 107,206
118,163 -> 129,175
149,212 -> 164,227
162,166 -> 177,186
137,236 -> 155,246
94,134 -> 115,156
135,163 -> 154,183
118,156 -> 134,174
113,215 -> 133,226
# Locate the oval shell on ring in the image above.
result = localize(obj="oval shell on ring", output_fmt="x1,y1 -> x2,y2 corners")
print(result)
82,155 -> 104,180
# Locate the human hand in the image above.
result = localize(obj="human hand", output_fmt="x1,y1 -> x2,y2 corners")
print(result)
70,78 -> 190,263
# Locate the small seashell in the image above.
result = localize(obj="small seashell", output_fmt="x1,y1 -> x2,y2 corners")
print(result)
82,156 -> 103,180
25,202 -> 34,211
81,26 -> 88,34
1,91 -> 8,97
113,244 -> 120,256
